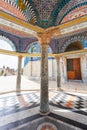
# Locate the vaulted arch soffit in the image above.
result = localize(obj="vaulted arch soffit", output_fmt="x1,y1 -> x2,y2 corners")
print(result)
60,2 -> 87,24
1,0 -> 37,25
1,0 -> 87,28
0,35 -> 16,51
55,0 -> 87,25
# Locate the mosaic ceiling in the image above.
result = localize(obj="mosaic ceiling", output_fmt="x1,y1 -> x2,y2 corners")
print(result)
1,0 -> 87,28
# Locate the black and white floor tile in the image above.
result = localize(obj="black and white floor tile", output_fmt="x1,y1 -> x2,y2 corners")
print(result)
0,92 -> 40,116
0,91 -> 87,130
50,92 -> 87,113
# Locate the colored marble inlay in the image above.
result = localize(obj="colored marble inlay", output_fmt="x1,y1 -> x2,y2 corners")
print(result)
41,125 -> 54,130
37,123 -> 57,130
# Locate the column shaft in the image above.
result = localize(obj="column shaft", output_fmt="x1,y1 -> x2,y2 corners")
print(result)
56,57 -> 61,88
16,56 -> 22,92
40,44 -> 49,114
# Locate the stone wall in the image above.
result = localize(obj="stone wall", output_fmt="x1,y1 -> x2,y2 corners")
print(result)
81,54 -> 87,83
23,59 -> 57,80
23,53 -> 87,84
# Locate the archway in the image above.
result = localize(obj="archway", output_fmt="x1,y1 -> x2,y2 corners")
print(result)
23,42 -> 54,81
65,41 -> 83,80
0,36 -> 16,51
0,36 -> 17,70
65,41 -> 83,52
0,36 -> 18,93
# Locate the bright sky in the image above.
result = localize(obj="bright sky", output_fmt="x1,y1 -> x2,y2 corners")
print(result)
0,39 -> 24,70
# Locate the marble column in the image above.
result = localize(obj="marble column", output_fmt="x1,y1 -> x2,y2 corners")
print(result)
56,57 -> 61,89
40,44 -> 50,115
38,32 -> 53,115
16,56 -> 22,92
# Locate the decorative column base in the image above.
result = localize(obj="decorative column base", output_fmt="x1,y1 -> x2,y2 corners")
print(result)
57,87 -> 63,91
40,111 -> 50,116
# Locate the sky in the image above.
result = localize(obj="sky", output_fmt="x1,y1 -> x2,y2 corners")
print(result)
0,39 -> 24,70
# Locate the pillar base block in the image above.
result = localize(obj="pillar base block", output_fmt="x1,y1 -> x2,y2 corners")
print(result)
40,111 -> 50,116
57,88 -> 63,91
16,90 -> 21,94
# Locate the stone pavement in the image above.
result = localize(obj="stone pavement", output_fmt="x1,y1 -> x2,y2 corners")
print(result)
0,75 -> 57,94
61,80 -> 87,94
0,75 -> 87,94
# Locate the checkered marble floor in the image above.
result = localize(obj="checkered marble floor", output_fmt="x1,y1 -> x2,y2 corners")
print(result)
50,92 -> 87,112
0,91 -> 87,130
0,92 -> 40,116
50,91 -> 87,130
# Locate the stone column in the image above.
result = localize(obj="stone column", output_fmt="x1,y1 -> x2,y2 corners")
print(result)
40,44 -> 49,115
16,56 -> 22,92
55,57 -> 61,90
31,57 -> 32,77
38,33 -> 50,115
52,58 -> 55,79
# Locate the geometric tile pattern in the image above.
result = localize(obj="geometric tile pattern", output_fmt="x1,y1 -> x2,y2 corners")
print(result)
0,92 -> 87,130
0,92 -> 87,117
50,92 -> 87,113
0,93 -> 40,117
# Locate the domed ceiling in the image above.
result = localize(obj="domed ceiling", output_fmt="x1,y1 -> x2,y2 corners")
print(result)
1,0 -> 87,28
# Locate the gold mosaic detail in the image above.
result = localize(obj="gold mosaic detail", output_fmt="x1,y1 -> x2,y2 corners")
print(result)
18,0 -> 26,11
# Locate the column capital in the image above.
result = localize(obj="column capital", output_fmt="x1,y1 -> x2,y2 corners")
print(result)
37,26 -> 61,46
37,33 -> 51,46
18,55 -> 22,58
55,56 -> 60,60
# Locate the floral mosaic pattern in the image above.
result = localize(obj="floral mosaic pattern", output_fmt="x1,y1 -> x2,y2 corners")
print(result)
55,0 -> 87,25
1,0 -> 87,28
61,5 -> 87,23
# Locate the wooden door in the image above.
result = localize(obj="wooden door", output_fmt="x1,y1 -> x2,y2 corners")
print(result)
73,58 -> 81,80
67,58 -> 81,80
